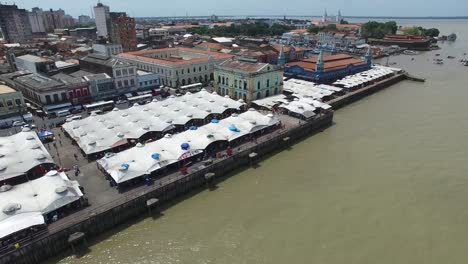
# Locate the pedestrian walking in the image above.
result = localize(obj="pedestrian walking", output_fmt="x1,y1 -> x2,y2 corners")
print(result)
74,153 -> 78,160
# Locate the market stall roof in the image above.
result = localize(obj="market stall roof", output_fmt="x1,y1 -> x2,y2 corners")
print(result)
333,65 -> 399,89
279,98 -> 321,119
0,130 -> 54,182
63,89 -> 244,155
0,171 -> 83,239
97,109 -> 279,184
251,94 -> 288,109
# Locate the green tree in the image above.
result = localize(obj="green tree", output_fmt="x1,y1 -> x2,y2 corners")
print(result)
361,21 -> 398,39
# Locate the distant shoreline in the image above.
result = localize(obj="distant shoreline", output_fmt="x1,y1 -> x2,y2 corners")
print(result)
136,15 -> 468,20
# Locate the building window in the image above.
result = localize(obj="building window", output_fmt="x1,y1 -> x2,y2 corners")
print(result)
69,91 -> 73,98
243,93 -> 247,101
257,81 -> 260,90
45,95 -> 51,104
194,77 -> 198,82
188,78 -> 192,84
193,67 -> 196,73
244,82 -> 247,90
182,79 -> 186,86
199,66 -> 202,72
15,99 -> 22,106
118,81 -> 122,87
205,75 -> 208,81
256,92 -> 261,99
130,79 -> 135,86
222,77 -> 225,85
265,90 -> 270,97
188,68 -> 190,73
76,90 -> 81,97
182,69 -> 184,74
116,70 -> 122,76
210,73 -> 214,80
205,65 -> 207,71
226,78 -> 229,86
123,69 -> 128,75
274,87 -> 278,95
235,79 -> 238,88
53,94 -> 59,102
129,68 -> 134,74
61,92 -> 67,101
124,80 -> 129,87
267,79 -> 270,87
140,82 -> 143,86
235,92 -> 238,99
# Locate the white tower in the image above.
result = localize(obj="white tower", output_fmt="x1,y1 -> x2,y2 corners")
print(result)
94,2 -> 110,39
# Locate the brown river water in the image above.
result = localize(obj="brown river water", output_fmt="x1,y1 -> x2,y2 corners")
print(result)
52,19 -> 468,264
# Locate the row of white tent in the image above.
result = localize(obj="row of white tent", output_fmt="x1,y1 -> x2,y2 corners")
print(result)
63,89 -> 244,155
333,65 -> 402,89
283,79 -> 343,100
0,129 -> 54,182
0,171 -> 83,239
279,97 -> 332,119
252,93 -> 331,119
97,109 -> 280,184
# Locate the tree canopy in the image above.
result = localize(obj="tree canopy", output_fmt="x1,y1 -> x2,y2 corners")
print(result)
403,26 -> 440,37
189,22 -> 295,37
361,21 -> 398,39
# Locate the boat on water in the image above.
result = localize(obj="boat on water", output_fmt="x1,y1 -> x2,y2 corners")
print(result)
403,50 -> 420,55
463,61 -> 468,66
447,56 -> 456,59
435,54 -> 440,57
434,61 -> 444,65
447,33 -> 457,41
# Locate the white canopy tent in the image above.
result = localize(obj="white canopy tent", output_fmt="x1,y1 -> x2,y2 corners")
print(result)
63,89 -> 244,155
0,129 -> 54,182
251,94 -> 288,109
333,65 -> 400,89
0,171 -> 83,239
98,109 -> 280,184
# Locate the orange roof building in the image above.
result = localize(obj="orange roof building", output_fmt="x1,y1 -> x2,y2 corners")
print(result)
116,47 -> 234,88
284,50 -> 372,83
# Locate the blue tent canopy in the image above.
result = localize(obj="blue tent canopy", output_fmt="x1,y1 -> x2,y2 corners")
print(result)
121,163 -> 130,170
181,143 -> 190,150
37,130 -> 54,138
189,126 -> 198,130
228,125 -> 240,132
151,153 -> 160,160
211,119 -> 220,124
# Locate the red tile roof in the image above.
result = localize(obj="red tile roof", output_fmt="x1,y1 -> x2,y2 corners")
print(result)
118,47 -> 234,65
286,53 -> 366,72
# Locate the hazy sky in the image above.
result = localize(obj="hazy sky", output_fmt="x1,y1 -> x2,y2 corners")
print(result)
9,0 -> 467,18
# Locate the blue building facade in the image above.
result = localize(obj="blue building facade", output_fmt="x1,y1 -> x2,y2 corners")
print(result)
283,49 -> 373,83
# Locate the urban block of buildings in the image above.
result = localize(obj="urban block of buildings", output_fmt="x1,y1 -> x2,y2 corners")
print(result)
116,47 -> 234,88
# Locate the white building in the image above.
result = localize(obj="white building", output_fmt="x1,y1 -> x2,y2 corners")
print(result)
92,43 -> 123,56
28,7 -> 46,33
94,3 -> 110,39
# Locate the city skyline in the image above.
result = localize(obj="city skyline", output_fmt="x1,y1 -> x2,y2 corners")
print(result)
8,0 -> 468,18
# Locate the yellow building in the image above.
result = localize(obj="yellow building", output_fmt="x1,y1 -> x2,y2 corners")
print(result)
0,84 -> 26,119
214,58 -> 283,103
